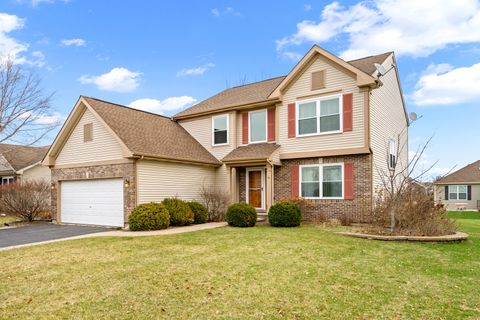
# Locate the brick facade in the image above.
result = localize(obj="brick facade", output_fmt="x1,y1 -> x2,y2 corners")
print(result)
51,162 -> 136,225
274,154 -> 373,222
238,168 -> 246,202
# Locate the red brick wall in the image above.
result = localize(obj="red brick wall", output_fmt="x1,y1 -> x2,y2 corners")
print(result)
273,154 -> 373,222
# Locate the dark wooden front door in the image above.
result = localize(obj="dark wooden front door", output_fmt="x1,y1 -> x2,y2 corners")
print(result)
248,170 -> 262,209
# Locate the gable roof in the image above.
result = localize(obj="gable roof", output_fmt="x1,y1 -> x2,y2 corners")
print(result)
174,46 -> 390,120
0,144 -> 49,173
44,96 -> 221,167
435,160 -> 480,184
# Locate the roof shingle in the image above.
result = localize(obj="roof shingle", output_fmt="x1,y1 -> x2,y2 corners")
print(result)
435,160 -> 480,184
83,97 -> 221,166
222,143 -> 280,163
0,144 -> 49,172
174,52 -> 392,119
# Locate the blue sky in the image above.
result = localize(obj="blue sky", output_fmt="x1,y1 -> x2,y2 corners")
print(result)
1,0 -> 479,178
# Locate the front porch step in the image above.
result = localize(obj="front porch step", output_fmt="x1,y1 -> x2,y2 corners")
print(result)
257,214 -> 268,222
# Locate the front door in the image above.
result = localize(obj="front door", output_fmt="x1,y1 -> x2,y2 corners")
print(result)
247,168 -> 264,210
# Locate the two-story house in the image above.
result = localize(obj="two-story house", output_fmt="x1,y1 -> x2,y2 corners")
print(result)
43,45 -> 408,227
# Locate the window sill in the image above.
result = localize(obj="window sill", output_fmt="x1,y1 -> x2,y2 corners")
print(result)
296,130 -> 343,138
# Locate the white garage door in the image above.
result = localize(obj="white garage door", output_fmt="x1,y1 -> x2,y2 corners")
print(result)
61,179 -> 124,227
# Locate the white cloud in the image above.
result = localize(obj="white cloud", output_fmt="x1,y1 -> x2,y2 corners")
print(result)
78,67 -> 142,92
304,4 -> 312,11
177,63 -> 215,77
211,7 -> 239,17
16,0 -> 70,7
412,63 -> 480,105
277,0 -> 480,60
128,97 -> 197,115
61,38 -> 86,47
281,51 -> 302,62
19,111 -> 64,125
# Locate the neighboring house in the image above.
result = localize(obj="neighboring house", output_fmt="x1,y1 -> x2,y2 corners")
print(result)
43,45 -> 408,227
434,160 -> 480,211
0,144 -> 51,184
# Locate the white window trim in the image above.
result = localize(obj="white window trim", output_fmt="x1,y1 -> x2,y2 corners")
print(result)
211,114 -> 229,146
299,163 -> 344,200
295,94 -> 343,137
246,167 -> 265,210
388,138 -> 397,170
2,176 -> 14,185
448,185 -> 467,200
248,109 -> 268,144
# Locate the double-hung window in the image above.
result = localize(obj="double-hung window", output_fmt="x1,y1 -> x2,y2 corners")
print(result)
448,185 -> 467,200
249,109 -> 267,143
1,176 -> 14,185
212,115 -> 229,146
300,164 -> 343,199
297,95 -> 341,136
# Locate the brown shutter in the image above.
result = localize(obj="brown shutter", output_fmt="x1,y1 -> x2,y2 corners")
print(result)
444,186 -> 449,200
468,185 -> 472,200
267,108 -> 276,142
343,93 -> 353,132
291,165 -> 299,197
311,70 -> 325,90
288,103 -> 296,138
242,113 -> 248,144
344,162 -> 354,200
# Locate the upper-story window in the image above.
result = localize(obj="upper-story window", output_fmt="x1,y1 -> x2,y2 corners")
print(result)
249,109 -> 267,143
296,94 -> 342,137
212,114 -> 229,146
388,139 -> 397,169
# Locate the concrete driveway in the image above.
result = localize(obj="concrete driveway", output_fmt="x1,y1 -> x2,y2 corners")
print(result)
0,223 -> 110,249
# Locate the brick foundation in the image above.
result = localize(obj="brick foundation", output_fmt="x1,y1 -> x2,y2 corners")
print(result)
51,162 -> 136,226
274,154 -> 372,222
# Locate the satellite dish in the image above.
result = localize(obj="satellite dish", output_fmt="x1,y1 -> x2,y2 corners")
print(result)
409,112 -> 418,121
374,63 -> 387,77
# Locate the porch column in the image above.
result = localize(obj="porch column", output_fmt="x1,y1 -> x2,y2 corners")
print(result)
266,164 -> 273,212
230,167 -> 238,203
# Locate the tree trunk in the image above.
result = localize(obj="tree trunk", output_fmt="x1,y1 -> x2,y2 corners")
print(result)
389,207 -> 395,233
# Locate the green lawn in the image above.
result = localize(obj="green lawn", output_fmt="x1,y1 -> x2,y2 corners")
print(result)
1,217 -> 479,319
0,215 -> 18,225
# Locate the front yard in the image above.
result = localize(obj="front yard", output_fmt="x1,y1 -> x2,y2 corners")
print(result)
1,213 -> 479,319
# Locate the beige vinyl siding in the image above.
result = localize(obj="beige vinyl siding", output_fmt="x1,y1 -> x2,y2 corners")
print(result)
137,159 -> 216,203
21,164 -> 51,182
370,54 -> 408,194
178,111 -> 237,160
434,184 -> 480,210
277,56 -> 365,153
56,109 -> 124,165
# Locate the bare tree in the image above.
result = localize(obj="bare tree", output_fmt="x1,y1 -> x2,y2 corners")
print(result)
375,132 -> 455,232
0,180 -> 51,221
0,58 -> 58,145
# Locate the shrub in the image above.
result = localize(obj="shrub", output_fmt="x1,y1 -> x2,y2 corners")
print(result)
188,201 -> 207,224
162,198 -> 194,226
369,188 -> 456,236
268,202 -> 301,227
128,203 -> 170,231
226,203 -> 257,227
199,185 -> 229,222
0,180 -> 50,222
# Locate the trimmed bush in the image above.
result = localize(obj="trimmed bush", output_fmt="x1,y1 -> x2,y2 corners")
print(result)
162,198 -> 194,226
128,203 -> 170,231
226,203 -> 257,227
268,201 -> 302,227
188,201 -> 208,224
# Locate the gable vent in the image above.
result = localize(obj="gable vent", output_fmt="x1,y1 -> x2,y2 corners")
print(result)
311,70 -> 325,90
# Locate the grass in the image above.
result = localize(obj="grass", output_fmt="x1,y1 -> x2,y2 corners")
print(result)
0,215 -> 18,225
448,210 -> 480,220
1,217 -> 479,319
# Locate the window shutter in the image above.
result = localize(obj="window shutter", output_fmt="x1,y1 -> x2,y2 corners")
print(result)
291,165 -> 299,197
267,108 -> 276,142
288,103 -> 296,138
468,185 -> 472,200
242,113 -> 248,144
344,162 -> 354,200
444,185 -> 449,200
343,93 -> 353,132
